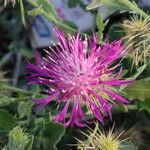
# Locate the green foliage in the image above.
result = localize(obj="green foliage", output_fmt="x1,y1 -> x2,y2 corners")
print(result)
42,122 -> 66,150
107,24 -> 126,41
0,95 -> 17,107
86,0 -> 102,10
36,0 -> 59,19
18,101 -> 32,118
0,109 -> 17,132
25,135 -> 34,150
86,0 -> 150,20
26,0 -> 77,33
19,0 -> 26,26
9,42 -> 34,59
28,7 -> 44,16
124,81 -> 150,101
96,12 -> 109,35
120,65 -> 146,91
86,0 -> 131,11
129,65 -> 147,80
67,0 -> 86,9
138,100 -> 150,113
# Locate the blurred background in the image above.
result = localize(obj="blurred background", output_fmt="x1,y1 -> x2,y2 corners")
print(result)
0,0 -> 150,150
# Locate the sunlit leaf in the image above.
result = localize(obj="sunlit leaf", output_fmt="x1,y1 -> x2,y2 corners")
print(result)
86,0 -> 103,10
28,8 -> 43,16
124,81 -> 150,101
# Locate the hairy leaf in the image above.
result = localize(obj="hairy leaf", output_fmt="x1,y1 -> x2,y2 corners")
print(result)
0,109 -> 17,132
0,95 -> 16,106
124,81 -> 150,101
43,122 -> 66,150
18,101 -> 32,118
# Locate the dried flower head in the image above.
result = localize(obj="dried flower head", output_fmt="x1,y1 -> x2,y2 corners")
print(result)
121,15 -> 150,66
27,28 -> 132,127
76,123 -> 126,150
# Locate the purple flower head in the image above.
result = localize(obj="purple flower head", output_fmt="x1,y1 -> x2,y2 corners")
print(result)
27,28 -> 132,127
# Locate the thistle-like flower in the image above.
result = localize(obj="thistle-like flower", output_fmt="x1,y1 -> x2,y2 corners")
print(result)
121,15 -> 150,67
76,123 -> 126,150
27,28 -> 132,127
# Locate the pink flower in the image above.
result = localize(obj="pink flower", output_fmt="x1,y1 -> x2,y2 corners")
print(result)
27,28 -> 132,127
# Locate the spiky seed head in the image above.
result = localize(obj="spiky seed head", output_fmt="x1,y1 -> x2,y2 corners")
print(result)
76,123 -> 126,150
121,15 -> 150,67
8,126 -> 31,150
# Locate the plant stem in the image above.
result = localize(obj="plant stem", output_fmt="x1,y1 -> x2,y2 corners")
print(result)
26,0 -> 39,7
26,0 -> 77,33
42,11 -> 76,33
0,84 -> 32,95
120,0 -> 150,20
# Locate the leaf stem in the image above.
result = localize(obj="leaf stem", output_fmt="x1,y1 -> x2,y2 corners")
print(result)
0,84 -> 32,95
120,0 -> 150,20
26,0 -> 77,33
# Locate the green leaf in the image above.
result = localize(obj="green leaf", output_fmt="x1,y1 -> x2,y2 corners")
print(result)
0,95 -> 17,107
19,0 -> 26,26
62,20 -> 78,30
86,0 -> 127,12
124,81 -> 150,101
25,135 -> 34,150
36,0 -> 60,20
107,24 -> 126,41
105,0 -> 130,13
96,13 -> 105,34
18,101 -> 32,118
138,100 -> 150,113
86,0 -> 131,12
26,0 -> 76,33
0,109 -> 17,132
86,0 -> 150,20
86,0 -> 102,10
120,65 -> 146,91
129,64 -> 146,80
28,8 -> 44,16
43,122 -> 66,150
20,47 -> 34,59
2,146 -> 7,150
